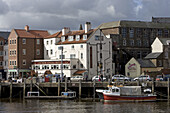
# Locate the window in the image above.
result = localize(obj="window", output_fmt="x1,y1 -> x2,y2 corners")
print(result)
0,51 -> 3,56
143,40 -> 149,47
76,35 -> 80,41
81,53 -> 83,59
70,54 -> 76,58
130,39 -> 134,46
59,55 -> 65,59
73,65 -> 76,69
22,39 -> 26,44
37,39 -> 40,44
100,53 -> 102,59
137,40 -> 141,46
46,50 -> 49,56
137,52 -> 141,59
0,61 -> 3,66
95,35 -> 103,41
51,40 -> 53,44
158,29 -> 162,36
122,28 -> 127,38
61,36 -> 65,42
129,28 -> 134,38
123,39 -> 126,46
10,40 -> 11,44
23,49 -> 26,55
80,45 -> 83,48
83,35 -> 87,40
0,41 -> 3,45
46,41 -> 49,45
37,49 -> 40,55
14,40 -> 16,44
71,45 -> 74,49
80,64 -> 83,68
14,61 -> 16,65
165,29 -> 169,37
23,60 -> 26,65
50,49 -> 53,55
68,36 -> 74,41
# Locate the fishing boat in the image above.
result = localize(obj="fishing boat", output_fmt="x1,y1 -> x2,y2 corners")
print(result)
98,86 -> 156,102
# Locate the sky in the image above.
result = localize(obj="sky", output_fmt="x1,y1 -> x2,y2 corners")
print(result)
0,0 -> 170,34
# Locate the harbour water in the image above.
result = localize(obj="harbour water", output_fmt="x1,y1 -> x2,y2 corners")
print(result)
0,99 -> 170,113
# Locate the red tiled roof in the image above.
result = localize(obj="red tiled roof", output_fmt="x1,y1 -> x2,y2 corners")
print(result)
46,31 -> 62,38
15,29 -> 49,38
74,70 -> 86,75
57,29 -> 97,44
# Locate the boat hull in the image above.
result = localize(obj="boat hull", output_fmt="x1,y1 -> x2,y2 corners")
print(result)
103,94 -> 156,102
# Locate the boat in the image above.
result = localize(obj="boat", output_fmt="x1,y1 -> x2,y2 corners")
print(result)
25,91 -> 76,99
97,86 -> 156,102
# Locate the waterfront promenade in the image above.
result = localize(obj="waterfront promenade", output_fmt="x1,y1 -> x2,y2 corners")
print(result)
0,78 -> 170,99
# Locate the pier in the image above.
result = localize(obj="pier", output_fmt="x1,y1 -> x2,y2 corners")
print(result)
0,78 -> 170,99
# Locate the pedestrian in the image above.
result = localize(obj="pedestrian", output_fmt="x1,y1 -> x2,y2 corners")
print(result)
101,74 -> 103,82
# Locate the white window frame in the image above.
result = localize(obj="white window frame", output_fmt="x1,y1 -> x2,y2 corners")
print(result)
76,35 -> 80,41
37,39 -> 40,45
22,38 -> 26,44
83,35 -> 87,40
23,49 -> 26,55
23,59 -> 26,65
37,49 -> 40,55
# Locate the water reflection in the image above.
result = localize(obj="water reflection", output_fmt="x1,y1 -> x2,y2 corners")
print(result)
0,99 -> 170,113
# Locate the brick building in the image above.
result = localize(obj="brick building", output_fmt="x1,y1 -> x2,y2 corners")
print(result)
99,20 -> 170,74
8,25 -> 49,78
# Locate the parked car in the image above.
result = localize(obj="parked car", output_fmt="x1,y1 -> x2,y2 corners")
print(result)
92,75 -> 106,81
70,76 -> 84,81
133,75 -> 151,81
112,74 -> 131,81
156,75 -> 164,81
163,74 -> 170,81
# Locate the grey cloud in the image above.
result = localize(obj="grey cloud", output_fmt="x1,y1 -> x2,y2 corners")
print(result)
0,0 -> 170,33
0,0 -> 9,15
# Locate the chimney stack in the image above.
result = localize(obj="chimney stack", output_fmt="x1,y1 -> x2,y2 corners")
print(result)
25,25 -> 29,32
62,27 -> 70,35
85,22 -> 91,33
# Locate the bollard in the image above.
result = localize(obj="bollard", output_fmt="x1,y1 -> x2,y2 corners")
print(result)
79,80 -> 82,98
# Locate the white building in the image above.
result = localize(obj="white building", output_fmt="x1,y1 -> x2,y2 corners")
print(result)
32,22 -> 113,79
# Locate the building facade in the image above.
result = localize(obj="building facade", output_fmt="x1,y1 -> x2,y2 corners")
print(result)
32,22 -> 113,79
100,20 -> 170,74
8,25 -> 49,78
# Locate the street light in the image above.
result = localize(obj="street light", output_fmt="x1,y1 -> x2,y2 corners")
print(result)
58,46 -> 63,82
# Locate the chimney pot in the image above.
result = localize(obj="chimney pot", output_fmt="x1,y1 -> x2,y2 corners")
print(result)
25,25 -> 29,32
85,22 -> 91,33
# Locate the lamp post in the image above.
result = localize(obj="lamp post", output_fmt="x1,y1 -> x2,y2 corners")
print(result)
58,46 -> 63,82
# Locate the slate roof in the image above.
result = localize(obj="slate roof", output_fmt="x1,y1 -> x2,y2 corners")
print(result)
158,38 -> 170,45
99,20 -> 170,29
46,31 -> 62,38
0,31 -> 10,39
57,29 -> 97,45
145,52 -> 162,59
15,29 -> 49,38
137,59 -> 156,68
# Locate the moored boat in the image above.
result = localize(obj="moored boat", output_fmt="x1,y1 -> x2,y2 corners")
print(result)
101,86 -> 156,102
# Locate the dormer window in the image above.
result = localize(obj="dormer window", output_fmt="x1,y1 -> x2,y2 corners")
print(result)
83,35 -> 87,40
76,35 -> 80,41
61,36 -> 65,42
68,36 -> 74,41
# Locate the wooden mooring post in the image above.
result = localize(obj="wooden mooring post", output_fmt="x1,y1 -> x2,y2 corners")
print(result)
93,80 -> 96,100
168,78 -> 170,100
152,79 -> 154,94
79,80 -> 82,98
58,79 -> 60,96
30,79 -> 33,92
65,77 -> 67,92
10,80 -> 12,98
23,78 -> 26,98
0,82 -> 1,98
